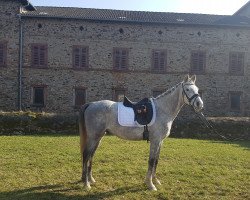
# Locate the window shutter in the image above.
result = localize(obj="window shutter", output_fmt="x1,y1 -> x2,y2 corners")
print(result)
191,51 -> 205,74
73,47 -> 80,68
81,47 -> 88,68
159,51 -> 165,70
153,51 -> 159,70
229,52 -> 244,75
33,46 -> 39,66
73,46 -> 88,69
121,49 -> 127,69
113,48 -> 128,70
32,44 -> 47,68
39,46 -> 46,66
0,43 -> 6,66
152,50 -> 166,71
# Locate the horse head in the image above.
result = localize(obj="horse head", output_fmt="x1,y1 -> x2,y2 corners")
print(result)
182,74 -> 204,112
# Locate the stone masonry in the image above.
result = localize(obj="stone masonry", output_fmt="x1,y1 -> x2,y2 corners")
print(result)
0,0 -> 250,117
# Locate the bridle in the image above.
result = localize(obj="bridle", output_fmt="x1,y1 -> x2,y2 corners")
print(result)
182,82 -> 200,109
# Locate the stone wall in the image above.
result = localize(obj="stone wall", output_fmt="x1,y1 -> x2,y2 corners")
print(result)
0,0 -> 250,117
0,0 -> 21,111
20,17 -> 250,116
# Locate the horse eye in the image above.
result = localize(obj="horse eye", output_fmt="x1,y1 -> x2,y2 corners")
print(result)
186,89 -> 189,91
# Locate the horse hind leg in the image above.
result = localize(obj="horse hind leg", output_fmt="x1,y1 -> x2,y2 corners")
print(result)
82,147 -> 91,189
79,104 -> 92,189
87,140 -> 101,184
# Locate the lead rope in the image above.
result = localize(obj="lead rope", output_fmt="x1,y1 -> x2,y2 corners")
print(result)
197,112 -> 244,141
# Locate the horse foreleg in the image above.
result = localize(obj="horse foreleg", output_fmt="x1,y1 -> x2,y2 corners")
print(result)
88,158 -> 96,184
152,156 -> 161,185
145,140 -> 161,191
145,158 -> 157,191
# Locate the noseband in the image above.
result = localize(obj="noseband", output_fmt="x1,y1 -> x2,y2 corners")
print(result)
182,83 -> 200,108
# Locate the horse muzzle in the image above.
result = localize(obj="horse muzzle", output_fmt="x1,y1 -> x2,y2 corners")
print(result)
193,97 -> 204,112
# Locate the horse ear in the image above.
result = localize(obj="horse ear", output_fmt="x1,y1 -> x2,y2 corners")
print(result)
184,74 -> 190,82
190,75 -> 196,83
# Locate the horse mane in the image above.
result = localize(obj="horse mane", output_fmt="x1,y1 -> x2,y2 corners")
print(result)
153,82 -> 183,100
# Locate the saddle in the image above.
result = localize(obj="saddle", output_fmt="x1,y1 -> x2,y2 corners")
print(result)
123,96 -> 153,141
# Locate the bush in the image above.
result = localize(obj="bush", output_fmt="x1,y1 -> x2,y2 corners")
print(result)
0,112 -> 249,140
0,111 -> 77,135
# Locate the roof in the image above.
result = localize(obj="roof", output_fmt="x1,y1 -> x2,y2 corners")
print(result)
234,0 -> 250,15
21,6 -> 250,27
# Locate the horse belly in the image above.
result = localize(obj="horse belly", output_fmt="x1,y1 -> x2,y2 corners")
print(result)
107,126 -> 144,141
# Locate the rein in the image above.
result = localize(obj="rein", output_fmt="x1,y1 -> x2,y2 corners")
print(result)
196,112 -> 244,141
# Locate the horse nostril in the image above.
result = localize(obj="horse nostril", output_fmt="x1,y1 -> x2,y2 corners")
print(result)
196,101 -> 200,107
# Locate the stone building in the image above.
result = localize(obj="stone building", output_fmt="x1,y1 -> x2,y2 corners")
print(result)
0,0 -> 250,116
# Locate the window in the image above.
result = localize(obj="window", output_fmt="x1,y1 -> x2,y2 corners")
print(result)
113,48 -> 128,70
229,92 -> 241,111
74,88 -> 86,107
32,86 -> 46,107
114,89 -> 126,101
229,52 -> 244,75
152,50 -> 166,72
0,42 -> 7,67
73,46 -> 89,69
31,44 -> 48,68
152,90 -> 165,98
190,51 -> 206,74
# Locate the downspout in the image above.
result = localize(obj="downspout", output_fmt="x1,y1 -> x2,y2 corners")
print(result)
18,14 -> 23,111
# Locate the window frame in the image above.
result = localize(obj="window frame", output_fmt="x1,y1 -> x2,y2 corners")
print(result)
31,85 -> 47,107
229,91 -> 242,111
190,50 -> 206,74
72,45 -> 89,69
113,48 -> 129,70
0,41 -> 7,68
151,49 -> 167,72
74,87 -> 86,108
229,52 -> 244,76
31,43 -> 48,68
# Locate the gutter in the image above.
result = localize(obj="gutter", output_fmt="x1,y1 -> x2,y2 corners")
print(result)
18,14 -> 23,111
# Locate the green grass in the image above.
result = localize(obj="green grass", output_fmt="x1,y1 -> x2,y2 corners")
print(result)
0,135 -> 249,200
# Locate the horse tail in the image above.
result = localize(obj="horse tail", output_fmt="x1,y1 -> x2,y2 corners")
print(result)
79,103 -> 90,163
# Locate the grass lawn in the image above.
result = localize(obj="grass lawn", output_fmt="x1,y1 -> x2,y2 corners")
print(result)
0,135 -> 249,200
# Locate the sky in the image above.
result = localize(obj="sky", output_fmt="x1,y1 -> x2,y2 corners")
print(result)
29,0 -> 249,15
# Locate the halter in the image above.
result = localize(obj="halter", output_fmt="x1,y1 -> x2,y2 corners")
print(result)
182,82 -> 200,108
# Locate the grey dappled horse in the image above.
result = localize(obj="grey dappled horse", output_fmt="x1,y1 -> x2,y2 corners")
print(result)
79,75 -> 203,191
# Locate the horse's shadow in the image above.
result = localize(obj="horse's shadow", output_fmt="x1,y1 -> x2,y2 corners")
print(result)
0,181 -> 144,200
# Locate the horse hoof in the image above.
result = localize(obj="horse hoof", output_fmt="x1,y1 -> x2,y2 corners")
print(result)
145,181 -> 157,191
84,183 -> 91,190
154,178 -> 161,185
149,185 -> 157,191
89,177 -> 96,184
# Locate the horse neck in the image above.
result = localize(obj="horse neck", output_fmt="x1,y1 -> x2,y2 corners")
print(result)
155,83 -> 185,121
